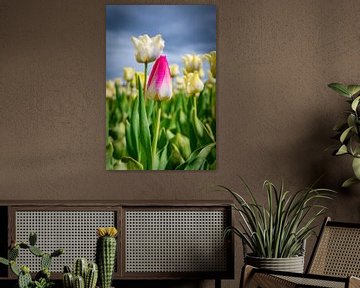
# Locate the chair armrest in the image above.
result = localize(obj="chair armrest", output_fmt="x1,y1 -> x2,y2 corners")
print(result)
349,276 -> 360,288
240,265 -> 349,288
240,265 -> 296,288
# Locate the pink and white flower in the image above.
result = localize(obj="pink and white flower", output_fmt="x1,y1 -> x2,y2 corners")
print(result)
146,55 -> 173,101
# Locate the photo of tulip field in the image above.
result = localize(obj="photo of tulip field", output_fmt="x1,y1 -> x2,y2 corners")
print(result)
106,5 -> 216,170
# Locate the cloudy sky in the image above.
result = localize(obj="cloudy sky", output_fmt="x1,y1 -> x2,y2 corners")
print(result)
106,5 -> 216,80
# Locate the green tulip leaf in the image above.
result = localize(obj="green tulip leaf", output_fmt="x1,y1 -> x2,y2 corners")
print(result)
121,156 -> 144,170
336,145 -> 348,155
342,177 -> 360,188
157,142 -> 169,170
171,133 -> 191,160
106,142 -> 114,170
137,76 -> 152,170
328,83 -> 351,97
176,143 -> 216,170
351,96 -> 360,111
340,126 -> 353,143
130,94 -> 140,160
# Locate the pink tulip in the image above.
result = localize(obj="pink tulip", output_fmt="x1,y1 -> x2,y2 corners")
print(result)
146,55 -> 173,101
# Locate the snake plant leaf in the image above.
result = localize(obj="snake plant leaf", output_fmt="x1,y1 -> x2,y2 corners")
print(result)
351,96 -> 360,111
336,144 -> 348,155
328,83 -> 351,97
347,85 -> 360,96
342,177 -> 360,188
121,156 -> 144,170
340,126 -> 353,143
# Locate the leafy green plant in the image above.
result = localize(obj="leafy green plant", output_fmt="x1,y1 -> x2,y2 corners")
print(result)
221,179 -> 334,258
0,232 -> 63,288
328,83 -> 360,187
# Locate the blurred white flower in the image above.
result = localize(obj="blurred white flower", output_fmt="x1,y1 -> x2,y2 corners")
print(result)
131,34 -> 165,64
205,70 -> 216,88
114,77 -> 123,86
175,76 -> 186,92
106,80 -> 115,100
185,71 -> 204,96
169,64 -> 180,78
123,67 -> 135,82
182,54 -> 203,73
204,51 -> 216,78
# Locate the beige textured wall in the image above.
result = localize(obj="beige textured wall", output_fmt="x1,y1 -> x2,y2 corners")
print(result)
1,0 -> 360,287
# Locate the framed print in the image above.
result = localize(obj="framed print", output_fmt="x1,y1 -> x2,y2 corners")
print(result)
106,5 -> 216,170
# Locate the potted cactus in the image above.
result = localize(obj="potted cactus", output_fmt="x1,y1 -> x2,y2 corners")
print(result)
62,258 -> 98,288
0,232 -> 64,288
96,227 -> 118,288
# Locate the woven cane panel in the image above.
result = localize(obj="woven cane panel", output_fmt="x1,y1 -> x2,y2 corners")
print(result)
277,275 -> 345,288
15,211 -> 115,272
310,226 -> 360,277
125,210 -> 227,273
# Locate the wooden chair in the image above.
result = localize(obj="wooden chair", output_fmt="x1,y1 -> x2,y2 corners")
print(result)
241,217 -> 360,288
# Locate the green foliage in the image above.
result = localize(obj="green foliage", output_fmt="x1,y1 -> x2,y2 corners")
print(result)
328,82 -> 360,187
221,179 -> 335,258
106,78 -> 216,170
0,232 -> 63,288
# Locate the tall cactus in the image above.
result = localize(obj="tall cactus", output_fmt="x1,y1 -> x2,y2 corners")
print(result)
74,258 -> 88,279
96,227 -> 118,288
73,275 -> 85,288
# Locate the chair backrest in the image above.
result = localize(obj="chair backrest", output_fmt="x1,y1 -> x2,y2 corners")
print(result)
307,217 -> 360,277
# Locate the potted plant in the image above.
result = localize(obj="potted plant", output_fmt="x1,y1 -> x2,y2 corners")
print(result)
221,179 -> 334,273
328,83 -> 360,187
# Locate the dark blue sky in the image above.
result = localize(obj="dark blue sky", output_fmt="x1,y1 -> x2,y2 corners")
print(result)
106,5 -> 216,80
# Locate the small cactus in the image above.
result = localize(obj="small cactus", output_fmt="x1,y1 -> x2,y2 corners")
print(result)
85,263 -> 98,288
63,259 -> 98,288
74,258 -> 88,279
74,275 -> 85,288
0,232 -> 63,288
96,227 -> 118,288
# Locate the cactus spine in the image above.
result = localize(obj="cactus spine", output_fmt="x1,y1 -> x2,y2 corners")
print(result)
96,227 -> 118,288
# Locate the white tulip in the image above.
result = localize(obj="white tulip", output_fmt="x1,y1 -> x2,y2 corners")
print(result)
169,64 -> 180,78
182,54 -> 203,73
131,34 -> 165,64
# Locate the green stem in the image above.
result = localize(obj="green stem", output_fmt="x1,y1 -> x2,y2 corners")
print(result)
151,101 -> 162,169
106,99 -> 109,143
192,95 -> 198,119
144,62 -> 148,97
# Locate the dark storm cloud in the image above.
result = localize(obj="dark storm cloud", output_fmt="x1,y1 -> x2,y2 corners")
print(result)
106,5 -> 216,79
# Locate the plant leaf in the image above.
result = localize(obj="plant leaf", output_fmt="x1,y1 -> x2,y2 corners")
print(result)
342,177 -> 360,188
137,76 -> 152,169
176,143 -> 215,170
336,145 -> 348,155
351,96 -> 360,111
340,126 -> 353,143
121,156 -> 144,170
328,83 -> 351,97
